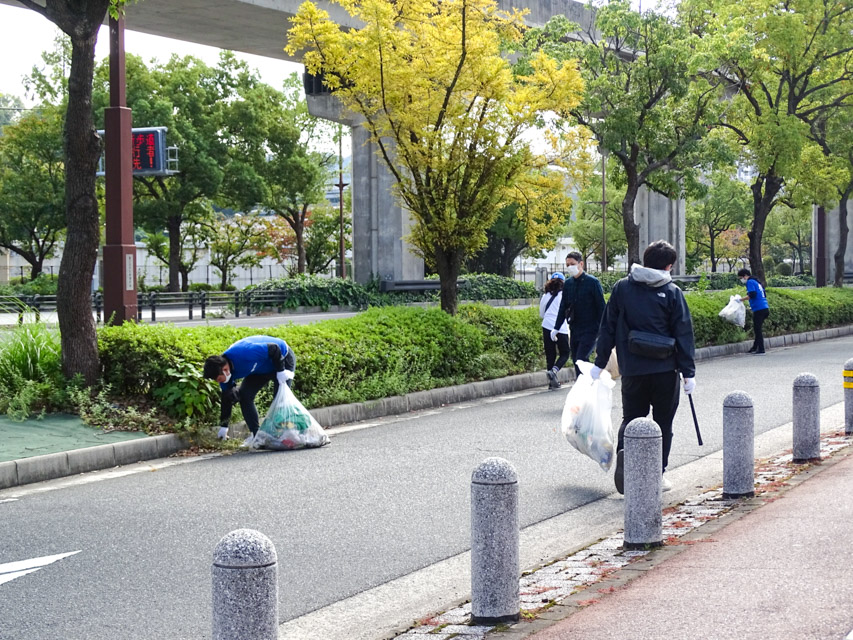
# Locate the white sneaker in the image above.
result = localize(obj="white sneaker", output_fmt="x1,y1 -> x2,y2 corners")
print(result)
240,434 -> 255,448
661,476 -> 673,492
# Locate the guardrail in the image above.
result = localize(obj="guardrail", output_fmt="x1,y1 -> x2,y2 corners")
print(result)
0,290 -> 295,324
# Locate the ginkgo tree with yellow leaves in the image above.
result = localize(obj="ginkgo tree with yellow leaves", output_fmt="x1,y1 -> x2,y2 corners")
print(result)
287,0 -> 591,314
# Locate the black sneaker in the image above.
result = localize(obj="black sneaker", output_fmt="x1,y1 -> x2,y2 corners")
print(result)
748,347 -> 757,353
547,368 -> 560,390
614,448 -> 624,494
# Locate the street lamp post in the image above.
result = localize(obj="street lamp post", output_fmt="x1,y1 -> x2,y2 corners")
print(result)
336,129 -> 348,279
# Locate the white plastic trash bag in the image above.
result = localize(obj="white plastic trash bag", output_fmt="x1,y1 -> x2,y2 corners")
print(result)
718,295 -> 746,328
254,384 -> 330,450
560,360 -> 616,471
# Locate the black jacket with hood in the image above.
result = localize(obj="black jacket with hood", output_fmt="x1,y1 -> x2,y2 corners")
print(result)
593,265 -> 696,378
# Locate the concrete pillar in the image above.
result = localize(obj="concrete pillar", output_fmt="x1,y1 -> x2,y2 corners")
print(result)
307,93 -> 423,284
471,457 -> 519,624
722,391 -> 755,499
792,373 -> 821,463
212,529 -> 278,640
635,186 -> 686,275
623,417 -> 663,549
845,358 -> 853,436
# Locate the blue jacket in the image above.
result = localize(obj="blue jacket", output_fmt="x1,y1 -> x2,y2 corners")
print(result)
745,278 -> 769,312
221,335 -> 291,390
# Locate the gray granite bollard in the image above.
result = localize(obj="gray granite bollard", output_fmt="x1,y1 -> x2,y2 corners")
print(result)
471,457 -> 519,624
793,373 -> 821,463
723,391 -> 755,499
623,418 -> 663,550
212,529 -> 278,640
845,359 -> 853,436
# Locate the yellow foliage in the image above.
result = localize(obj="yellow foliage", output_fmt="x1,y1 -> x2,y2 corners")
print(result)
286,0 -> 587,276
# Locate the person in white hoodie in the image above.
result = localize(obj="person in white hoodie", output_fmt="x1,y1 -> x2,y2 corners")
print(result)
539,272 -> 571,390
590,240 -> 696,494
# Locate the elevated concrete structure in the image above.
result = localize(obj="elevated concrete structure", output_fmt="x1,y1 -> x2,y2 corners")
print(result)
814,204 -> 848,283
1,0 -> 687,282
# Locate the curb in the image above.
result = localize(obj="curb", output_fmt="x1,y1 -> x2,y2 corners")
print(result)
3,323 -> 853,491
0,434 -> 187,490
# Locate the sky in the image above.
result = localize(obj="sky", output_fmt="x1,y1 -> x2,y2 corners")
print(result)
0,4 -> 304,106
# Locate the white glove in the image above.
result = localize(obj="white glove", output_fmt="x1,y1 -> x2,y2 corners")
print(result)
276,370 -> 295,385
589,365 -> 602,380
217,426 -> 229,440
683,377 -> 696,395
550,329 -> 558,342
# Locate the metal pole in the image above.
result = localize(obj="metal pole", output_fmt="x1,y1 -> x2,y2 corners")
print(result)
338,127 -> 347,279
601,151 -> 607,272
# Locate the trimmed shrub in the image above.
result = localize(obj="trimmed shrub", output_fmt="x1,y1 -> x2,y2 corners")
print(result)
775,262 -> 793,276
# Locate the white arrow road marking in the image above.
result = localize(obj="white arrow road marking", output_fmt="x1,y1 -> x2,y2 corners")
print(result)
0,551 -> 81,586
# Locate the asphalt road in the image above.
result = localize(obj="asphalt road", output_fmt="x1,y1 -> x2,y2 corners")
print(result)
0,336 -> 849,639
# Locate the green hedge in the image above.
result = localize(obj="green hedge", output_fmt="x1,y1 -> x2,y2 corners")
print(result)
5,286 -> 853,429
245,273 -> 538,310
96,304 -> 542,419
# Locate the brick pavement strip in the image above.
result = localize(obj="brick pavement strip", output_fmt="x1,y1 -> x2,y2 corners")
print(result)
390,430 -> 852,640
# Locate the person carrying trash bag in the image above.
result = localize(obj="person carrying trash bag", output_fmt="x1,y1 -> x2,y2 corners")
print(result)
551,252 -> 606,380
737,268 -> 769,355
589,240 -> 696,494
203,335 -> 295,446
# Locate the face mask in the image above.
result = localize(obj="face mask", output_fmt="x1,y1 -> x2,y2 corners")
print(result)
222,371 -> 231,384
566,265 -> 580,277
741,278 -> 748,284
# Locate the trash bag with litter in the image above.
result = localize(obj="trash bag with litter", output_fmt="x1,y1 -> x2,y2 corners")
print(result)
560,360 -> 616,471
718,295 -> 746,328
254,384 -> 330,450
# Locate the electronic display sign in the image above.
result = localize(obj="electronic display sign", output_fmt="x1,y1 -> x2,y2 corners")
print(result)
96,127 -> 176,176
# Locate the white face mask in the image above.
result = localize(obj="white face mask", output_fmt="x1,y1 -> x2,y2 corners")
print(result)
566,264 -> 580,277
222,371 -> 231,384
741,278 -> 749,284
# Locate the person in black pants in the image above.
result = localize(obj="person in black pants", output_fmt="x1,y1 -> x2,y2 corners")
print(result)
203,335 -> 295,445
589,241 -> 696,494
737,268 -> 770,354
539,272 -> 571,389
551,252 -> 606,378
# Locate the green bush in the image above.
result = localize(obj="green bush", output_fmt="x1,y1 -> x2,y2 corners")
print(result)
0,323 -> 65,419
244,273 -> 537,312
768,274 -> 814,287
763,256 -> 776,276
2,273 -> 59,296
775,262 -> 793,276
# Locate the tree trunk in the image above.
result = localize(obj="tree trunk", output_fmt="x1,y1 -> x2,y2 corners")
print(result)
179,265 -> 189,292
748,173 -> 784,287
296,206 -> 307,274
709,231 -> 717,272
220,270 -> 228,291
57,31 -> 102,385
434,247 -> 462,315
621,178 -> 641,266
167,215 -> 181,292
31,259 -> 44,281
834,184 -> 852,287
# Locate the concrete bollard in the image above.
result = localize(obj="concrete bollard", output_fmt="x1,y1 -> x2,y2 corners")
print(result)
471,457 -> 519,624
212,529 -> 278,640
723,391 -> 755,499
623,418 -> 663,550
845,359 -> 853,436
793,373 -> 821,463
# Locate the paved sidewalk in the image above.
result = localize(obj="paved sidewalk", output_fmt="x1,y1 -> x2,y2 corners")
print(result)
387,429 -> 853,640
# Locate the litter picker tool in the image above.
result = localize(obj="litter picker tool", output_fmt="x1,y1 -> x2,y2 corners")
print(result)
688,393 -> 703,446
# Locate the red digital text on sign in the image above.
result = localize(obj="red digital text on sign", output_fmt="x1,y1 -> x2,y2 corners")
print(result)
131,132 -> 157,170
